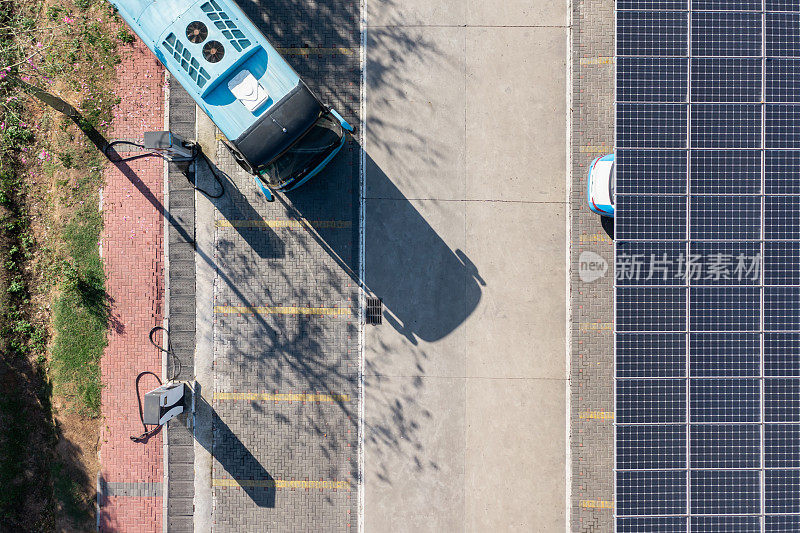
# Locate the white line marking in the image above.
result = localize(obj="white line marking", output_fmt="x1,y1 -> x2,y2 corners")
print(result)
564,8 -> 573,532
357,0 -> 367,530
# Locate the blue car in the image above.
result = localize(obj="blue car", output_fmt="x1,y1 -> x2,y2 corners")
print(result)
110,0 -> 354,199
586,153 -> 615,217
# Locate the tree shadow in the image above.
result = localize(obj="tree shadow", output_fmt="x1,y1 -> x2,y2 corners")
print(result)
71,269 -> 124,335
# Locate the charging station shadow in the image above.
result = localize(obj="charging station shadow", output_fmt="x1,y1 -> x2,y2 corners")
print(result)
285,145 -> 485,344
194,384 -> 276,507
194,156 -> 285,260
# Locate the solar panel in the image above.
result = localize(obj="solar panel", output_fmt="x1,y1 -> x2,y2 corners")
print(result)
616,0 -> 800,529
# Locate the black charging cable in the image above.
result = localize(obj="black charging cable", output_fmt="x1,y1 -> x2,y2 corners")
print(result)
104,140 -> 225,198
129,326 -> 183,443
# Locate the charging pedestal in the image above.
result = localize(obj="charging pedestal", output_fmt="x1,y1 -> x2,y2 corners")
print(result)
143,131 -> 194,162
143,382 -> 187,426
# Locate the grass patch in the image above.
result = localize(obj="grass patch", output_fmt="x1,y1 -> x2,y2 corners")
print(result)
51,206 -> 106,415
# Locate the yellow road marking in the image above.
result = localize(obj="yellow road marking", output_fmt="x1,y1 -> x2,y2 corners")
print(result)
214,305 -> 352,316
277,47 -> 355,56
578,410 -> 615,421
216,219 -> 352,229
580,145 -> 613,154
579,499 -> 614,510
580,56 -> 614,66
214,478 -> 352,490
214,392 -> 351,402
579,322 -> 613,332
579,233 -> 613,244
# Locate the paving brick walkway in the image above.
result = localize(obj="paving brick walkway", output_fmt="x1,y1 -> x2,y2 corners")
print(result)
569,0 -> 616,530
98,38 -> 167,532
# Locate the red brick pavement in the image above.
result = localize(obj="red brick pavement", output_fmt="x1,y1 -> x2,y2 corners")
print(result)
99,38 -> 167,532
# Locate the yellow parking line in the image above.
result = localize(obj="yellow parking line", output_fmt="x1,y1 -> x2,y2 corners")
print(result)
579,233 -> 613,244
578,322 -> 613,332
216,219 -> 352,229
579,499 -> 614,510
277,47 -> 355,56
580,145 -> 613,154
213,478 -> 352,490
213,305 -> 352,316
578,410 -> 615,421
213,392 -> 351,402
580,56 -> 615,66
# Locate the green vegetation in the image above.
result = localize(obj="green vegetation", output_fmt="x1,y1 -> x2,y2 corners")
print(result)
0,0 -> 136,527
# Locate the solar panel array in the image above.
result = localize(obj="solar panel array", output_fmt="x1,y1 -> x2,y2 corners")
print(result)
615,0 -> 800,531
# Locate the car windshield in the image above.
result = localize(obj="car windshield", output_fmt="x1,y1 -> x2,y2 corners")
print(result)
609,162 -> 615,204
258,112 -> 343,187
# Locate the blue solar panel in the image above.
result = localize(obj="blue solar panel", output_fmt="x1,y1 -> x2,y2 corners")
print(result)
618,12 -> 688,56
690,378 -> 760,422
617,195 -> 687,240
691,58 -> 762,102
689,287 -> 760,331
616,471 -> 687,516
690,424 -> 760,468
765,378 -> 800,422
688,242 -> 761,285
766,13 -> 800,57
765,332 -> 800,376
617,424 -> 686,469
619,0 -> 688,9
617,379 -> 687,423
765,150 -> 800,193
617,104 -> 688,148
765,287 -> 800,330
619,57 -> 688,102
690,195 -> 760,240
765,196 -> 800,239
766,58 -> 800,102
765,470 -> 800,513
617,287 -> 687,331
691,12 -> 762,57
616,241 -> 686,286
617,517 -> 688,533
616,0 -> 800,529
766,423 -> 800,467
617,333 -> 687,377
690,149 -> 761,194
766,515 -> 800,533
690,104 -> 761,148
691,516 -> 761,533
766,104 -> 800,148
617,149 -> 687,194
765,242 -> 800,285
689,332 -> 760,376
690,470 -> 761,514
766,0 -> 800,11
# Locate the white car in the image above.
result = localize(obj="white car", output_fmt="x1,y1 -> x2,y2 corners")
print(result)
586,153 -> 615,217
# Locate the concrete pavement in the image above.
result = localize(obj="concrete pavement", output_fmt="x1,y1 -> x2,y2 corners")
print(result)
363,1 -> 570,530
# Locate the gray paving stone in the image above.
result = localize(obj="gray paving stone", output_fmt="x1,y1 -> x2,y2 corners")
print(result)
207,1 -> 361,529
569,0 -> 616,529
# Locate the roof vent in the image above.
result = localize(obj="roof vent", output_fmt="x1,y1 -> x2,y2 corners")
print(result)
200,0 -> 252,52
162,33 -> 211,88
202,40 -> 225,63
186,21 -> 208,44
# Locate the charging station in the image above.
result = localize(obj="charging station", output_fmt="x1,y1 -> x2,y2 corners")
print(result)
142,131 -> 194,162
143,382 -> 188,426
